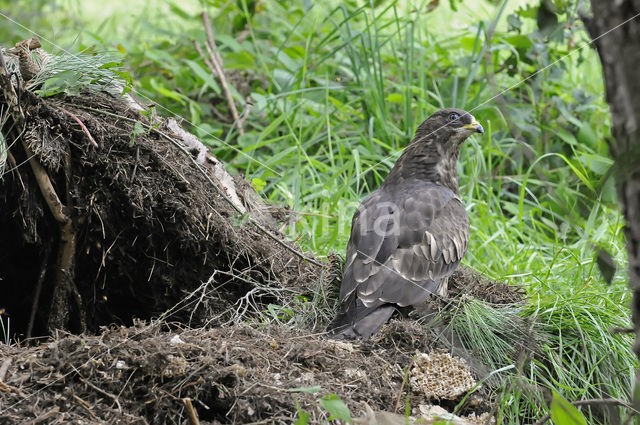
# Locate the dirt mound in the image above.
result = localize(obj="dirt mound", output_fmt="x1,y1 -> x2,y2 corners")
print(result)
0,85 -> 321,339
0,266 -> 522,424
0,321 -> 496,425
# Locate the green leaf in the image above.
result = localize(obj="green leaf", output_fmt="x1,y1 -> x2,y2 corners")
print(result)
577,122 -> 597,148
294,412 -> 310,425
97,61 -> 122,69
504,35 -> 533,50
386,93 -> 403,104
550,392 -> 587,425
225,51 -> 256,69
184,59 -> 220,93
169,1 -> 193,19
319,394 -> 351,424
507,13 -> 522,31
459,36 -> 477,51
150,79 -> 187,104
577,153 -> 612,175
251,177 -> 267,192
215,34 -> 244,52
556,128 -> 577,146
294,401 -> 310,425
130,121 -> 145,146
38,70 -> 81,97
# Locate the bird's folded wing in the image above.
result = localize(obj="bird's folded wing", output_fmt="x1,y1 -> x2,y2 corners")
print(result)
340,183 -> 469,307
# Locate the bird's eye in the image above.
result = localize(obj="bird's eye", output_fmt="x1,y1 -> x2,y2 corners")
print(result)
448,112 -> 460,121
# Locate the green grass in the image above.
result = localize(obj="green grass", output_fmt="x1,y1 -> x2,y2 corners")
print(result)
0,0 -> 635,423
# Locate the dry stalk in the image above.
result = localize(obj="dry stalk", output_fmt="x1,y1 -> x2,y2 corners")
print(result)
198,12 -> 244,135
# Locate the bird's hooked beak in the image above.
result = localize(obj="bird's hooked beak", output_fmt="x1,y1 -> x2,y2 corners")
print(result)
461,119 -> 484,135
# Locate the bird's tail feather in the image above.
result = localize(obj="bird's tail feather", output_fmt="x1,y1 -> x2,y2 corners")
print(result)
326,298 -> 395,339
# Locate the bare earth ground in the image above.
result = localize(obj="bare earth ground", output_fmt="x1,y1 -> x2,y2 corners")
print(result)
0,269 -> 522,424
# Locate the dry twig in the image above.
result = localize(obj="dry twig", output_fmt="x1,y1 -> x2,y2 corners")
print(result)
24,406 -> 60,425
0,379 -> 26,397
182,398 -> 200,425
197,12 -> 244,135
73,394 -> 97,419
0,358 -> 11,382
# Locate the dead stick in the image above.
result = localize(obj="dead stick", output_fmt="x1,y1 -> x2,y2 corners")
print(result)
193,39 -> 242,134
183,398 -> 200,425
0,380 -> 26,397
21,141 -> 69,223
194,39 -> 239,128
24,406 -> 60,425
62,151 -> 86,332
77,375 -> 122,412
533,398 -> 635,425
610,326 -> 635,334
73,394 -> 97,419
199,12 -> 243,135
0,358 -> 11,382
192,41 -> 215,77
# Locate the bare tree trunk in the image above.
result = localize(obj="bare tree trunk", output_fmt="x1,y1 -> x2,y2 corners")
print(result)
584,0 -> 640,403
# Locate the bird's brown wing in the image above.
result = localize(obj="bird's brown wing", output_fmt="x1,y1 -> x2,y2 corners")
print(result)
340,181 -> 469,310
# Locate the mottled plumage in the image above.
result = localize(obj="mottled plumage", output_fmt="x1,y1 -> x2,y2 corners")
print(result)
327,108 -> 483,339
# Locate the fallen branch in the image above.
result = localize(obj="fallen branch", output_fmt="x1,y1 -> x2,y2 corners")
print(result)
48,219 -> 80,332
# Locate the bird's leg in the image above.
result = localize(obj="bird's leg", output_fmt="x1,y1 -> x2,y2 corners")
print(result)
435,277 -> 449,298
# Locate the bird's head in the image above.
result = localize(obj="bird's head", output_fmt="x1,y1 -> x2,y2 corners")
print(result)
385,108 -> 484,191
414,108 -> 484,147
